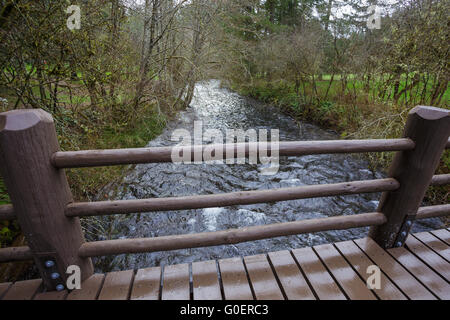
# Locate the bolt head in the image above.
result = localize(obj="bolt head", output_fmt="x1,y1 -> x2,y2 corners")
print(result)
405,221 -> 412,227
401,231 -> 407,237
45,261 -> 55,268
51,272 -> 60,280
56,284 -> 65,291
396,242 -> 403,247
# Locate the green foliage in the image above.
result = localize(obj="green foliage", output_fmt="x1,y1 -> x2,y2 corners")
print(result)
0,179 -> 9,206
318,101 -> 334,115
0,179 -> 20,248
0,0 -> 174,248
0,226 -> 14,244
234,74 -> 449,209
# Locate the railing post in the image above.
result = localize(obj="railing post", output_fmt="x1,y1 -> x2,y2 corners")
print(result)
369,106 -> 450,248
0,109 -> 93,290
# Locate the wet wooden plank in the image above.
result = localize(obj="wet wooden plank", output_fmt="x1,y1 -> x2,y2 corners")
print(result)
34,290 -> 68,300
389,246 -> 450,300
355,238 -> 435,300
405,235 -> 450,282
431,229 -> 450,245
98,270 -> 134,300
335,240 -> 407,300
0,282 -> 12,299
413,232 -> 449,262
218,257 -> 253,300
192,260 -> 222,300
292,247 -> 346,300
161,263 -> 190,300
314,244 -> 376,300
66,274 -> 105,300
267,250 -> 315,300
130,267 -> 161,300
243,254 -> 284,300
2,279 -> 42,300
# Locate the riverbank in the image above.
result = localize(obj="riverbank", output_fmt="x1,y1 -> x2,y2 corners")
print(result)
1,80 -> 448,279
88,80 -> 445,273
0,103 -> 166,281
230,79 -> 449,216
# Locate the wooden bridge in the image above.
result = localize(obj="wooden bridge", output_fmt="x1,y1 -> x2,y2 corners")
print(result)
0,105 -> 449,300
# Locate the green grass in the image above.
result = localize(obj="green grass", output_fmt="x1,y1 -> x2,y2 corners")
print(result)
99,111 -> 165,149
0,80 -> 167,247
232,75 -> 449,211
246,75 -> 449,108
0,106 -> 165,247
0,180 -> 20,249
62,105 -> 166,201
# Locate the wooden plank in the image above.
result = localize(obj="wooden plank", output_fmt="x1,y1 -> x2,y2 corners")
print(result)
405,236 -> 450,281
314,244 -> 376,300
413,232 -> 449,262
130,267 -> 161,300
0,282 -> 12,299
0,246 -> 33,263
369,106 -> 450,248
98,270 -> 134,300
243,254 -> 284,300
0,204 -> 15,220
355,238 -> 435,300
430,229 -> 450,246
53,139 -> 415,168
218,257 -> 253,300
416,204 -> 450,220
192,260 -> 222,300
335,240 -> 407,300
161,263 -> 190,300
34,290 -> 68,300
267,250 -> 315,300
79,212 -> 387,257
430,174 -> 450,186
292,247 -> 346,300
2,279 -> 42,300
66,274 -> 105,300
70,180 -> 398,218
388,247 -> 450,300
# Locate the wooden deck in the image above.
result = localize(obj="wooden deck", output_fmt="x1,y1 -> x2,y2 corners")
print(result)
1,229 -> 449,300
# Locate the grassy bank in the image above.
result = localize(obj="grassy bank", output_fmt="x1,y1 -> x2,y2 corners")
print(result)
0,103 -> 166,251
231,78 -> 449,214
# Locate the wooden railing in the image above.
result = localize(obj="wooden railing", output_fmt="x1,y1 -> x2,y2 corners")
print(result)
0,106 -> 449,291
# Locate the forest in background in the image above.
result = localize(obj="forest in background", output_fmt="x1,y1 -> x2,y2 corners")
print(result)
214,1 -> 448,132
0,0 -> 224,278
213,0 -> 448,219
0,0 -> 448,278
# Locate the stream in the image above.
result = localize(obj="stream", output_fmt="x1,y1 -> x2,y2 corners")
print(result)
88,80 -> 443,273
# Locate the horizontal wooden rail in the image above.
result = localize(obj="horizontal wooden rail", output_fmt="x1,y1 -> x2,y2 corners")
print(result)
52,139 -> 415,168
1,107 -> 446,288
66,178 -> 399,217
430,174 -> 450,186
0,205 -> 15,220
0,246 -> 33,263
78,212 -> 387,257
2,205 -> 446,262
415,204 -> 450,220
2,174 -> 448,221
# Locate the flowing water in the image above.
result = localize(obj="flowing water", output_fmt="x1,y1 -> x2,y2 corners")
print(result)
88,80 -> 443,273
